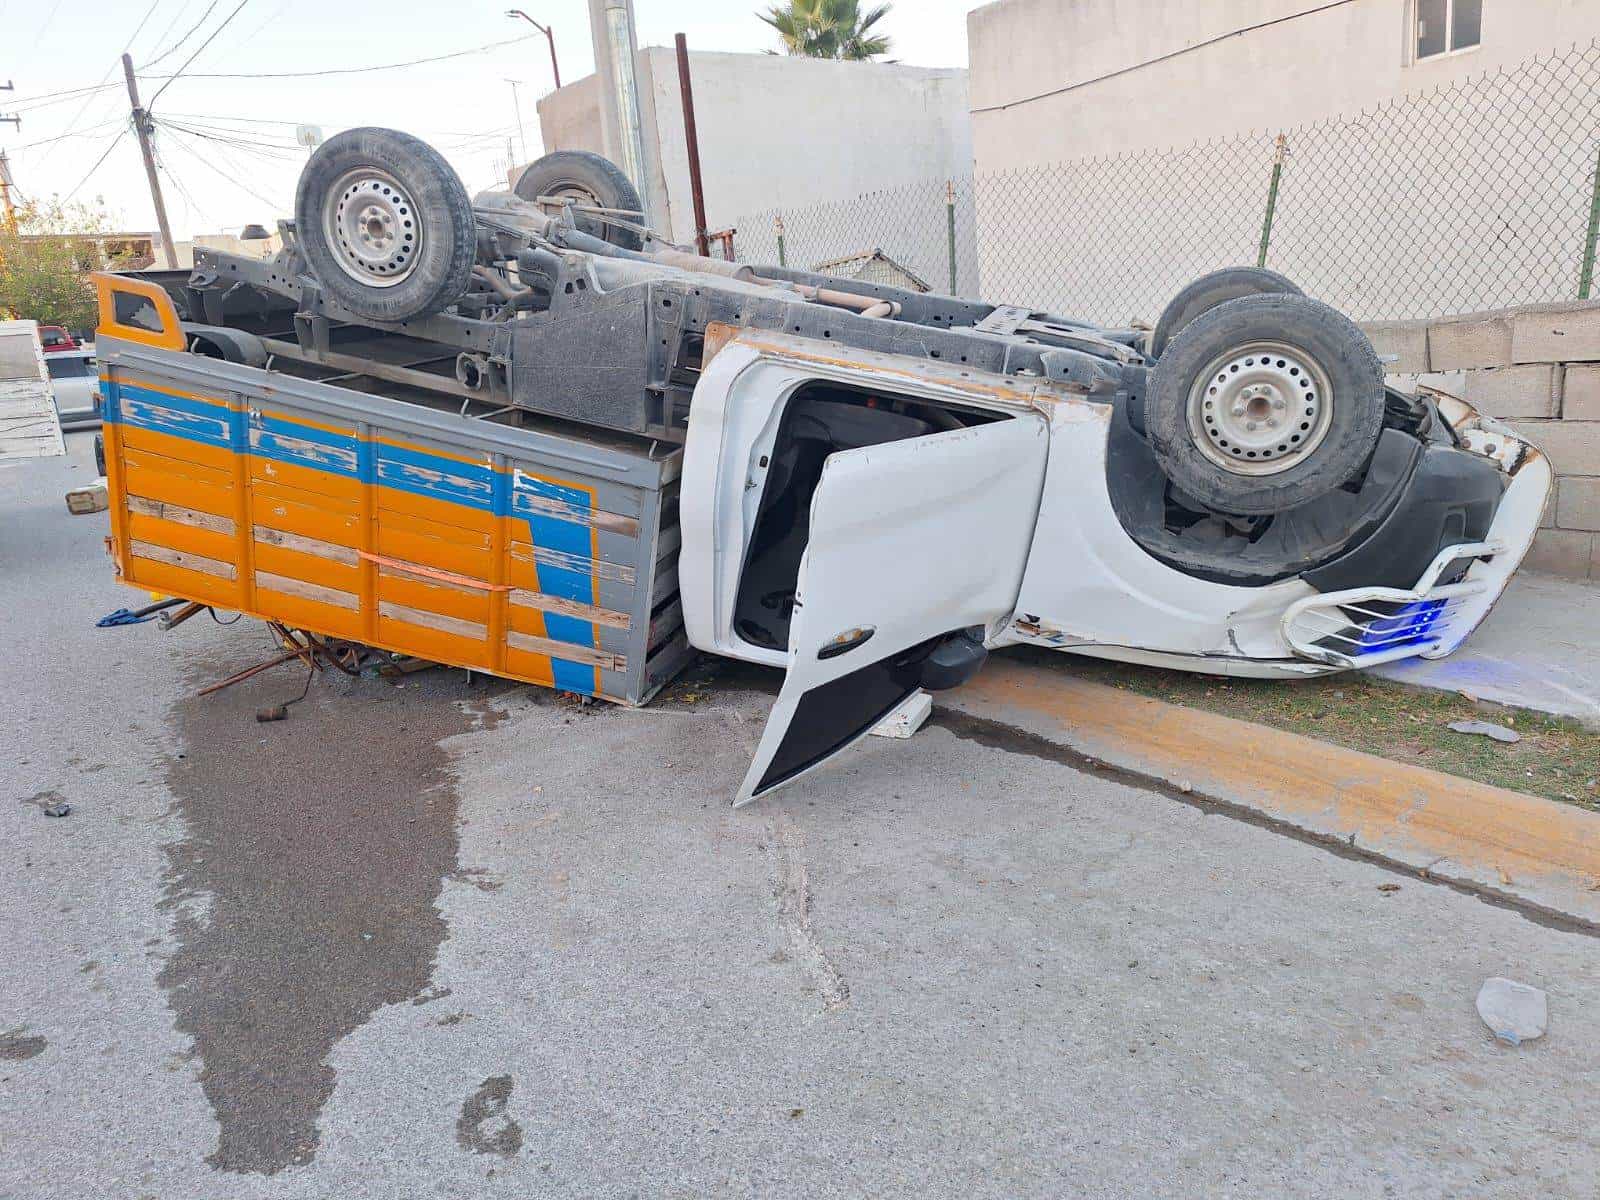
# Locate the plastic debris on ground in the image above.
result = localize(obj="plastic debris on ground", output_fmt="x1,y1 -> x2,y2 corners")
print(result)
1476,977 -> 1548,1045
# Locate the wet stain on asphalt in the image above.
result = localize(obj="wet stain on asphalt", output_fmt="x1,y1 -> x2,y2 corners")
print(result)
0,1029 -> 47,1061
456,1075 -> 524,1157
158,665 -> 505,1175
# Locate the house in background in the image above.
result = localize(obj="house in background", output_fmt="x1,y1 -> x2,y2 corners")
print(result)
536,49 -> 971,251
967,0 -> 1593,169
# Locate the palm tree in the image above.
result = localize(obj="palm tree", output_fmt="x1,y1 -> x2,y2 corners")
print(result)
760,0 -> 892,61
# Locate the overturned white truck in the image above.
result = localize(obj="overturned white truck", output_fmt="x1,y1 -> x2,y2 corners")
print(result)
96,129 -> 1548,801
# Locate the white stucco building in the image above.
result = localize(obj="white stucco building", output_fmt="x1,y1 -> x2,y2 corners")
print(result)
967,0 -> 1597,171
536,49 -> 971,251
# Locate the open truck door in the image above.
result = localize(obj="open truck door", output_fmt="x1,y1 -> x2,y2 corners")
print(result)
677,335 -> 1057,803
734,416 -> 1049,803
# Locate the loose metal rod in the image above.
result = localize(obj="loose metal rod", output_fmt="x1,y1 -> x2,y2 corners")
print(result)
675,33 -> 711,258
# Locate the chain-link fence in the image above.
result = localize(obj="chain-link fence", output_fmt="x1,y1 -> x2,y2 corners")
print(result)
738,177 -> 981,300
735,40 -> 1600,325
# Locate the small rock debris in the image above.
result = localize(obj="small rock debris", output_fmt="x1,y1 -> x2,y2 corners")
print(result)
1447,719 -> 1521,744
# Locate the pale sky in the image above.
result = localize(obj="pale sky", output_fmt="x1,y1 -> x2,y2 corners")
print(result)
1,0 -> 984,241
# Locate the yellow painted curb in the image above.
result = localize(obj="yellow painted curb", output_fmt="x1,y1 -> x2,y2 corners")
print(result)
945,658 -> 1600,918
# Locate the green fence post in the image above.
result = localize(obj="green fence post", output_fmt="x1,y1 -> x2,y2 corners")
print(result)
1579,145 -> 1600,300
774,212 -> 787,268
945,180 -> 958,294
1257,134 -> 1287,269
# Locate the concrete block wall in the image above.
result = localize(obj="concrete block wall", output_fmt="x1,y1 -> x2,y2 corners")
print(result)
1363,301 -> 1600,584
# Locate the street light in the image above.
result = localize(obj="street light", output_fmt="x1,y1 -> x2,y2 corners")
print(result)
506,9 -> 562,90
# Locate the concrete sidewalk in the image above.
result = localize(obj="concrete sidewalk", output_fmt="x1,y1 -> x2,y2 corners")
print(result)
1374,572 -> 1600,726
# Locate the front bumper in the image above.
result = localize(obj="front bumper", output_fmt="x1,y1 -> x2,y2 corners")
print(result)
1279,398 -> 1551,669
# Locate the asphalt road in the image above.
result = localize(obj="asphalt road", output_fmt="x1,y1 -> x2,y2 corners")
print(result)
4,437 -> 1599,1199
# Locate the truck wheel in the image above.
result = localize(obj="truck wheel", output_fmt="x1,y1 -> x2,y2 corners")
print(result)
94,432 -> 106,478
1149,267 -> 1302,359
294,128 -> 477,322
514,150 -> 644,251
1146,293 -> 1385,516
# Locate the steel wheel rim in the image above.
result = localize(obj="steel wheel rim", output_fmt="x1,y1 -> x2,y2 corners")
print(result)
323,168 -> 421,287
1187,340 -> 1334,476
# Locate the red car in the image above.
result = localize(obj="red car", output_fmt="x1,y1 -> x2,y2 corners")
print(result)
39,325 -> 79,352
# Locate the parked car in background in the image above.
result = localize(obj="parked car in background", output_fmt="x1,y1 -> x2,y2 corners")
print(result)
47,348 -> 100,430
39,325 -> 80,353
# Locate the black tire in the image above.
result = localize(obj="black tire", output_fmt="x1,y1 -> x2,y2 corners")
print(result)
514,150 -> 644,251
1146,293 -> 1385,517
294,128 -> 477,322
1149,266 -> 1302,359
94,432 -> 106,478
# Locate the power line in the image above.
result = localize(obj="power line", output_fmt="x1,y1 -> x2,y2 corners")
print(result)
138,30 -> 541,81
143,0 -> 200,65
9,84 -> 122,114
37,0 -> 170,166
147,0 -> 251,107
161,126 -> 284,211
62,127 -> 131,201
144,0 -> 219,70
12,119 -> 125,152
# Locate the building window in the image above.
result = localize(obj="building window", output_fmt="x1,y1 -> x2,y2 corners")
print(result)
1415,0 -> 1482,60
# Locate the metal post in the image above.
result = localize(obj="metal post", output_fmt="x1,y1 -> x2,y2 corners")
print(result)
589,0 -> 652,221
674,34 -> 710,257
122,54 -> 177,269
775,212 -> 787,267
1580,144 -> 1600,300
945,179 -> 958,294
1257,133 -> 1286,270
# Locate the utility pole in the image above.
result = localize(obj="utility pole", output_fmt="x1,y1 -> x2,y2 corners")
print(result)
2,84 -> 21,234
121,54 -> 177,269
588,0 -> 652,223
505,78 -> 529,166
0,153 -> 17,233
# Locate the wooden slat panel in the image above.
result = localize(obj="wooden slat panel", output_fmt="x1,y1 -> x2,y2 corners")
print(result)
121,444 -> 234,518
127,511 -> 238,565
508,588 -> 630,630
252,524 -> 360,565
250,542 -> 362,595
508,539 -> 635,586
376,478 -> 496,534
252,473 -> 361,522
378,522 -> 491,581
129,538 -> 237,580
378,601 -> 487,642
249,588 -> 365,640
123,557 -> 240,609
506,629 -> 625,673
127,494 -> 235,535
251,454 -> 362,506
255,571 -> 360,611
377,570 -> 491,627
119,422 -> 235,472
